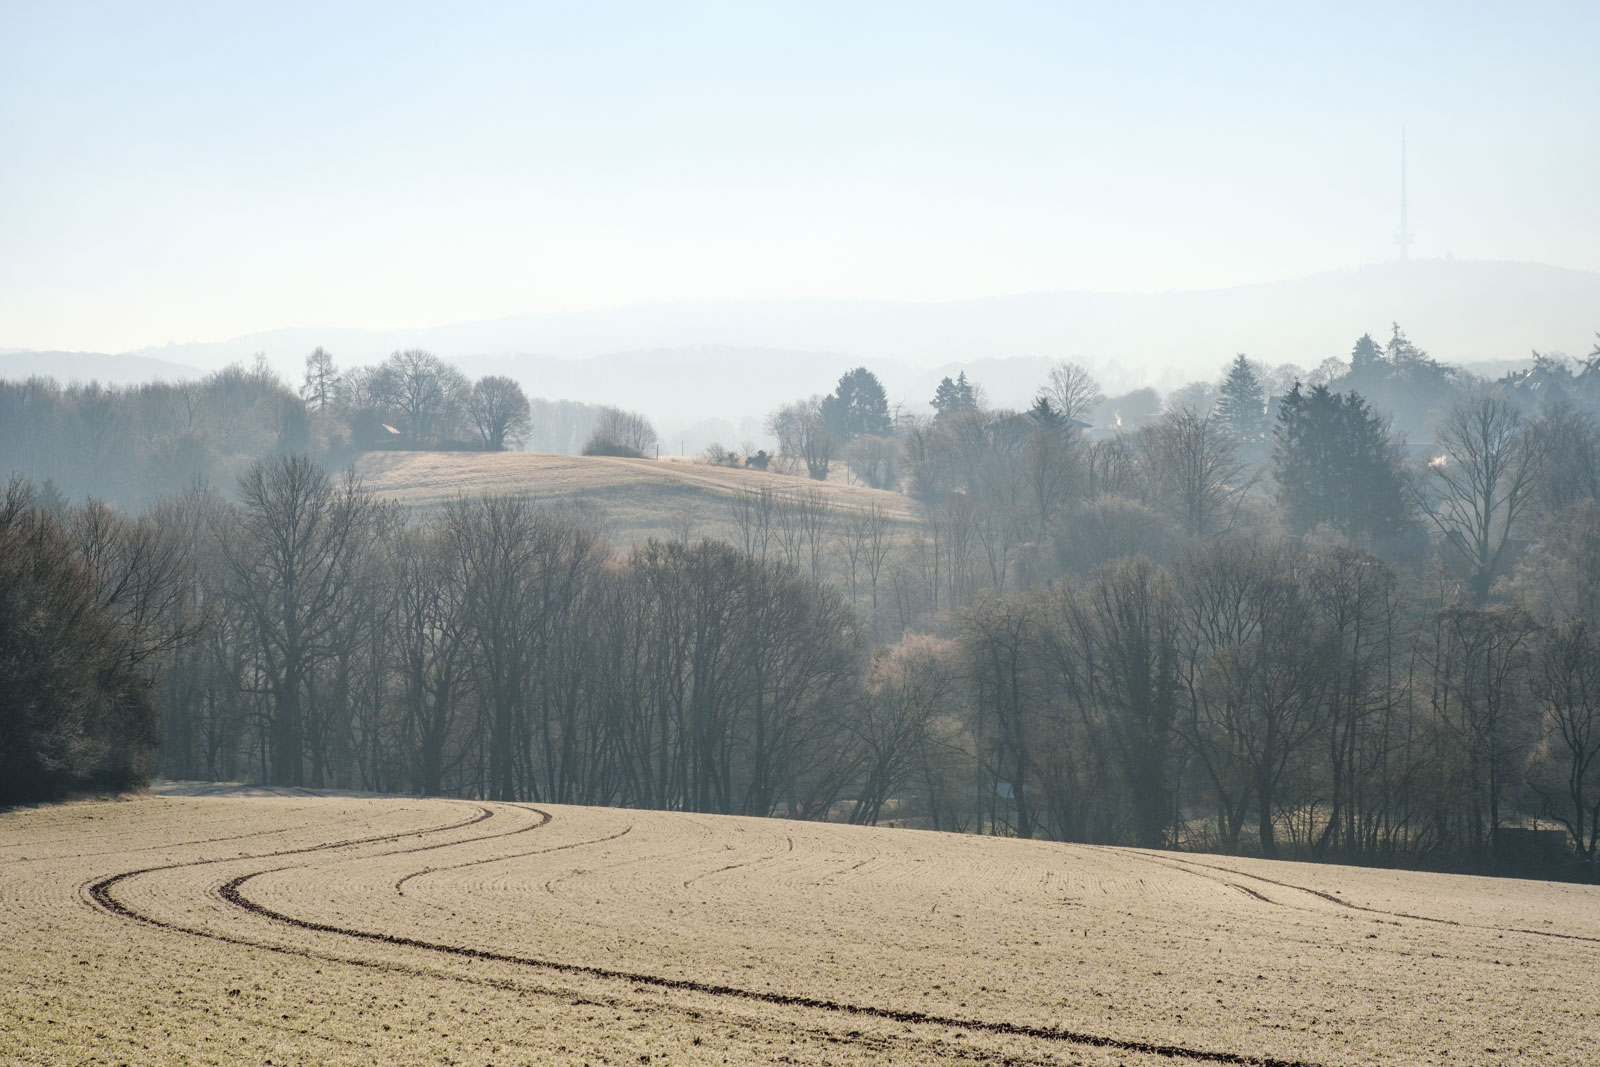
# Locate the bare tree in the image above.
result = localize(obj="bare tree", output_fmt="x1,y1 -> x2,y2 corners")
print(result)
770,488 -> 833,583
1419,392 -> 1546,605
1021,420 -> 1081,538
221,456 -> 375,786
1042,361 -> 1105,424
300,347 -> 341,412
1037,558 -> 1181,848
767,397 -> 836,480
467,375 -> 533,451
728,486 -> 775,561
963,592 -> 1040,837
1529,403 -> 1600,519
1525,617 -> 1600,862
850,634 -> 963,825
845,433 -> 898,489
368,349 -> 470,446
389,519 -> 474,795
1173,539 -> 1335,855
1423,602 -> 1537,858
445,494 -> 539,802
1054,494 -> 1176,575
1084,434 -> 1139,498
585,406 -> 658,456
1140,407 -> 1252,540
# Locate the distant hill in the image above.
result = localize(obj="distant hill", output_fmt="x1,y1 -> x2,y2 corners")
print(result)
0,350 -> 204,384
104,258 -> 1596,378
6,259 -> 1595,451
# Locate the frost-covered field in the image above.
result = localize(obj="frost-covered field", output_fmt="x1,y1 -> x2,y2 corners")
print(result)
356,451 -> 913,522
3,788 -> 1595,1066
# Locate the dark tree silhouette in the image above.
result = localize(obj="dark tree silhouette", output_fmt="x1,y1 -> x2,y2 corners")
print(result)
821,367 -> 892,444
1273,383 -> 1413,543
1215,354 -> 1267,443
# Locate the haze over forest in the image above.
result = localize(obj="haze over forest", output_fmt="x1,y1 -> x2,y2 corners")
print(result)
4,258 -> 1598,453
10,7 -> 1600,1064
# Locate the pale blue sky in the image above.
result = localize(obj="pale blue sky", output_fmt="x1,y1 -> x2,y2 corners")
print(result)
2,1 -> 1596,352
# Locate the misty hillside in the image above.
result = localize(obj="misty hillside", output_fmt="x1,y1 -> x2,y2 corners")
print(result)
0,350 -> 203,384
103,258 -> 1600,374
4,260 -> 1595,450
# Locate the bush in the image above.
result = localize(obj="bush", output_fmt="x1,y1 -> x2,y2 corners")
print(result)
590,407 -> 657,456
703,442 -> 742,467
582,432 -> 645,458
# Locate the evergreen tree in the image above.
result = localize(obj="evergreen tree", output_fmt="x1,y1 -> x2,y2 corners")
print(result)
931,372 -> 978,421
1028,395 -> 1065,430
1385,322 -> 1421,365
1273,383 -> 1412,542
1350,333 -> 1383,374
1215,354 -> 1267,443
820,367 -> 892,443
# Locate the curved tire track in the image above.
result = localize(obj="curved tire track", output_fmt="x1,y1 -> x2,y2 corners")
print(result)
87,802 -> 1324,1067
395,823 -> 631,895
85,801 -> 498,920
214,833 -> 1323,1066
1128,850 -> 1600,946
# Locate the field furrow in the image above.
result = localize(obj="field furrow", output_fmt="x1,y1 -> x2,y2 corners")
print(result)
4,789 -> 1595,1065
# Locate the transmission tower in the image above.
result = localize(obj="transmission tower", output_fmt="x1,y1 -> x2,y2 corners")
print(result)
1395,127 -> 1414,261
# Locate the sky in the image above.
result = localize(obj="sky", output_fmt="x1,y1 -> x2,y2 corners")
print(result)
2,1 -> 1597,354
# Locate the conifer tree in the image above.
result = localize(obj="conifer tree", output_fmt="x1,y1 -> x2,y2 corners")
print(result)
1350,333 -> 1383,374
821,367 -> 892,443
1215,354 -> 1267,443
1273,383 -> 1412,542
932,372 -> 978,420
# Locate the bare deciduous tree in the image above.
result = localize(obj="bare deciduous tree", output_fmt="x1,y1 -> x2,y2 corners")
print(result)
767,398 -> 837,480
1140,407 -> 1252,540
369,349 -> 470,446
221,455 -> 374,786
1526,617 -> 1600,861
1042,361 -> 1105,424
467,375 -> 533,451
1419,393 -> 1546,605
586,406 -> 658,456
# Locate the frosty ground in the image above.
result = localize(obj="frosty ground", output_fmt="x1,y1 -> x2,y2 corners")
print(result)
2,786 -> 1593,1066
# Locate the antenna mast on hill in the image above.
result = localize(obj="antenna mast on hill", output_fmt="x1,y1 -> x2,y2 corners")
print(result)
1395,127 -> 1414,261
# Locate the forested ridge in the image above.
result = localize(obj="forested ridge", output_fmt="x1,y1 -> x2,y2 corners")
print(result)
5,330 -> 1600,879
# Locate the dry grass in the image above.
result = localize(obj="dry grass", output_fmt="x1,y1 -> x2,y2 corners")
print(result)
354,451 -> 915,544
3,788 -> 1595,1065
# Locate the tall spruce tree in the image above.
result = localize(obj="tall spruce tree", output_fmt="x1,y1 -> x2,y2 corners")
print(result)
1350,333 -> 1383,374
820,367 -> 892,443
1215,354 -> 1267,443
931,372 -> 978,421
1273,383 -> 1412,542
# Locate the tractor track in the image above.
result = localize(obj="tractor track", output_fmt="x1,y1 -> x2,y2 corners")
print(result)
83,801 -> 1329,1067
1122,849 -> 1600,946
84,800 -> 495,918
394,823 -> 632,894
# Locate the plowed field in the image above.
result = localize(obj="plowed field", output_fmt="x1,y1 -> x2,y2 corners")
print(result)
3,786 -> 1594,1065
354,451 -> 914,542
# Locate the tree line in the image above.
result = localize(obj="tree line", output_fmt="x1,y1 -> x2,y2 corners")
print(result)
5,328 -> 1600,878
0,350 -> 638,508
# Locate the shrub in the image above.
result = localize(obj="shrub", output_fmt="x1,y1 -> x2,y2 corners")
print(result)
582,432 -> 645,458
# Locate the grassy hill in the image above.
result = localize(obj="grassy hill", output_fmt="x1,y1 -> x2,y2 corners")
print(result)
355,450 -> 917,545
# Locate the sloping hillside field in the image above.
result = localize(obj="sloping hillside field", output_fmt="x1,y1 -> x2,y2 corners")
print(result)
3,789 -> 1594,1065
355,451 -> 914,539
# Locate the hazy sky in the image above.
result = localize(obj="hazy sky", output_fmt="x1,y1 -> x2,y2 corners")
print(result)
3,1 -> 1596,353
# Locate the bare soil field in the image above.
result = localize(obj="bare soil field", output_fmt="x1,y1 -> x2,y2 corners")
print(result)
354,451 -> 915,543
3,788 -> 1595,1066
